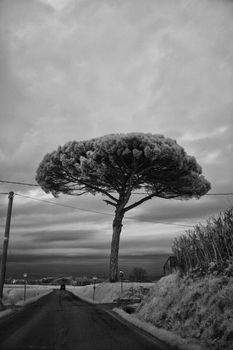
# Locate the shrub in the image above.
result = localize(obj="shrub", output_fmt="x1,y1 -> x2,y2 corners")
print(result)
172,207 -> 233,275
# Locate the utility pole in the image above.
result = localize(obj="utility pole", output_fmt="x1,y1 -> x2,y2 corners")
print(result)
0,191 -> 14,305
119,270 -> 124,297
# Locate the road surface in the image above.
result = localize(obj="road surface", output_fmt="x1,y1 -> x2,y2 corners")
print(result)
0,290 -> 171,350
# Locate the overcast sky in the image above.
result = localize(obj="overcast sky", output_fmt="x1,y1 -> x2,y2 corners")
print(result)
0,0 -> 233,278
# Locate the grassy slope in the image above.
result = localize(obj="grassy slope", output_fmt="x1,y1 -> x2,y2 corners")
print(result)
135,273 -> 233,350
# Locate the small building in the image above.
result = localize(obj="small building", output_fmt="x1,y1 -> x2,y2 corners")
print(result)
163,256 -> 178,275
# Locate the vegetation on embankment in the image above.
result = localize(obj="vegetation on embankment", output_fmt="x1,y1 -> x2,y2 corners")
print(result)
172,207 -> 233,274
135,273 -> 233,349
134,207 -> 233,349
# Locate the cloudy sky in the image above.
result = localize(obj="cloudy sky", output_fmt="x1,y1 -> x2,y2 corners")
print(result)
0,0 -> 233,279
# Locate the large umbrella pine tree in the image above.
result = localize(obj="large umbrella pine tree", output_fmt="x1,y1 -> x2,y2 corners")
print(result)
36,133 -> 211,282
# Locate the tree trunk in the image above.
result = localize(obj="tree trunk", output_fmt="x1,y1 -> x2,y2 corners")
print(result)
109,209 -> 124,282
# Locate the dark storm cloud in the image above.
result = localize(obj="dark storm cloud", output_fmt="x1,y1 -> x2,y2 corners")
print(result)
10,229 -> 174,253
7,253 -> 109,264
10,210 -> 111,229
130,195 -> 233,224
10,239 -> 110,251
0,191 -> 115,234
10,191 -> 113,217
26,229 -> 98,242
120,235 -> 176,251
8,253 -> 169,266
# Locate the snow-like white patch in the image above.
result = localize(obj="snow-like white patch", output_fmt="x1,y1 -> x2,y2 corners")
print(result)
0,284 -> 53,319
67,281 -> 155,304
0,309 -> 14,319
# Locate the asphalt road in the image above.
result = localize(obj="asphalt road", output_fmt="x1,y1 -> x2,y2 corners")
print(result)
0,290 -> 172,350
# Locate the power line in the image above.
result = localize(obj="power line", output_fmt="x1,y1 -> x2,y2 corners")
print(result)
205,193 -> 233,196
131,192 -> 233,196
15,193 -> 114,217
0,180 -> 40,187
0,179 -> 233,196
15,193 -> 194,228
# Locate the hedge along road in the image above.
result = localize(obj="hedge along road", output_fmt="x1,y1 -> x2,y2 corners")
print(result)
0,290 -> 172,350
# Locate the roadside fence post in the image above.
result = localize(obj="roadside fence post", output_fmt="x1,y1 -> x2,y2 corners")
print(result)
119,270 -> 124,297
23,273 -> 27,301
92,277 -> 97,302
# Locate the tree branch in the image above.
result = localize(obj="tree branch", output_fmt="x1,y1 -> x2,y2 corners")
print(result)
68,191 -> 90,196
103,199 -> 117,207
119,155 -> 132,173
124,192 -> 180,212
51,166 -> 119,202
116,175 -> 134,212
78,179 -> 118,202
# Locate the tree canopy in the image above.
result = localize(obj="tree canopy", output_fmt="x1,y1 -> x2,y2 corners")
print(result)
36,133 -> 211,205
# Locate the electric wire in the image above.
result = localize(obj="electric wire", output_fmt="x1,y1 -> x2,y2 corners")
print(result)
0,179 -> 233,196
15,193 -> 114,217
0,179 -> 40,187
